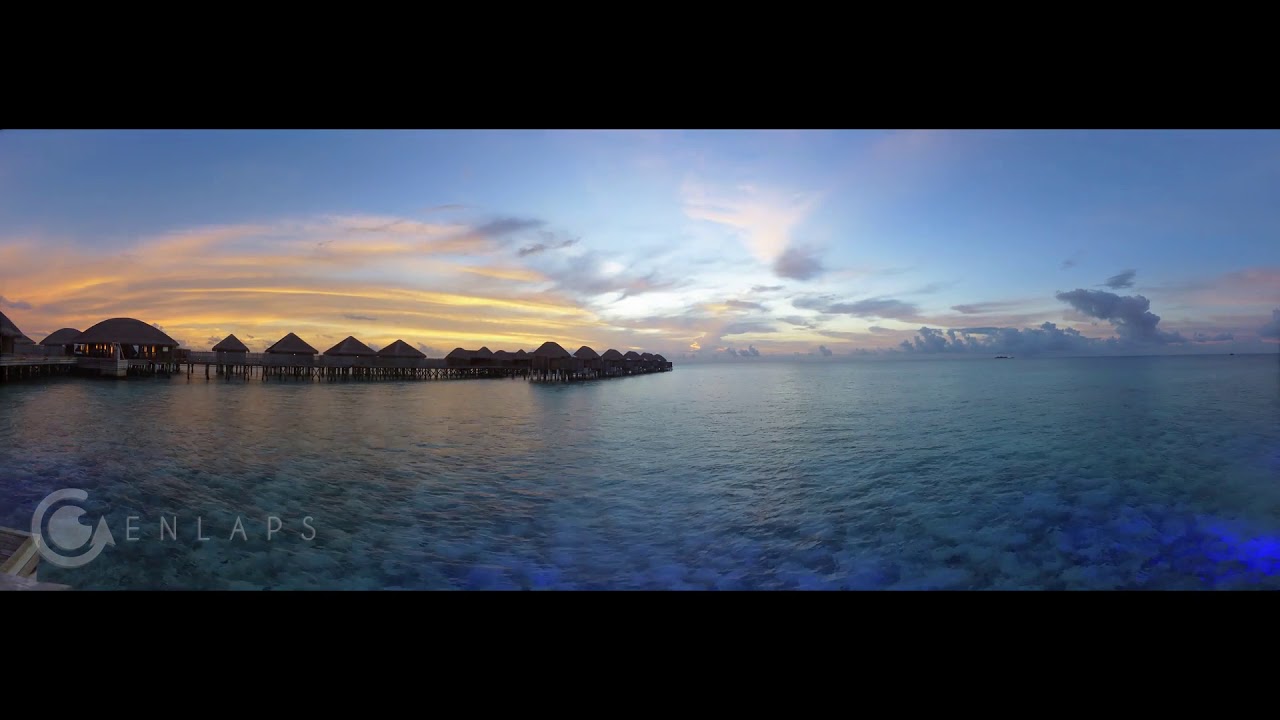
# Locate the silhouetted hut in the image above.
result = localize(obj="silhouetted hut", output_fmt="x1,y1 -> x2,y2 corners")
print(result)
640,352 -> 655,370
323,336 -> 377,366
601,348 -> 624,375
623,350 -> 641,374
493,350 -> 513,367
212,334 -> 250,364
654,353 -> 671,370
532,341 -> 573,378
473,346 -> 495,367
377,339 -> 426,365
264,332 -> 318,365
574,346 -> 602,375
75,318 -> 179,360
40,328 -> 82,356
446,348 -> 473,368
0,310 -> 20,354
512,348 -> 532,370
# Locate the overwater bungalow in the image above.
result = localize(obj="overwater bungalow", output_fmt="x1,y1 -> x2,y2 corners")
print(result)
323,336 -> 378,366
513,349 -> 532,370
654,353 -> 671,370
640,352 -> 655,371
574,346 -> 602,376
40,328 -> 82,356
473,346 -> 495,367
446,348 -> 473,368
493,350 -> 513,366
76,318 -> 179,360
264,332 -> 318,366
532,341 -> 573,379
376,339 -> 426,366
623,350 -> 641,374
601,348 -> 625,376
0,311 -> 19,355
211,334 -> 250,364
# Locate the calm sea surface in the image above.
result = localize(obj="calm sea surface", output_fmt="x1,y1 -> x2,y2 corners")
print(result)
2,354 -> 1278,590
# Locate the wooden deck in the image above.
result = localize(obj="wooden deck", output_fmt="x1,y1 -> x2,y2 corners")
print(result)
0,526 -> 70,590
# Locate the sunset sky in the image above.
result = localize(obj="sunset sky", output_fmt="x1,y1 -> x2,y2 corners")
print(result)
1,129 -> 1277,358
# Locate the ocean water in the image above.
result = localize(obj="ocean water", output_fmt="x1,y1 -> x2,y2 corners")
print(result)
2,354 -> 1278,590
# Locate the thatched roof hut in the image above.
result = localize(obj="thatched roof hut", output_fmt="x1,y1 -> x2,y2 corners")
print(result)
323,336 -> 377,357
602,349 -> 624,361
623,351 -> 641,361
640,352 -> 654,361
377,340 -> 425,359
654,354 -> 668,363
475,346 -> 494,358
533,341 -> 572,359
0,310 -> 20,340
446,347 -> 473,367
41,328 -> 82,346
76,318 -> 179,347
573,346 -> 600,360
211,334 -> 250,353
514,349 -> 528,358
265,332 -> 318,355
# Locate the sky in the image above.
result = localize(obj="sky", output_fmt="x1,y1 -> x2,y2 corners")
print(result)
1,129 -> 1277,359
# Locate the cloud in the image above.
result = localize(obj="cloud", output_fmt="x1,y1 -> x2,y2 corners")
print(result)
0,295 -> 32,310
517,232 -> 579,257
1192,332 -> 1234,343
683,181 -> 821,266
417,343 -> 445,357
951,300 -> 1025,315
867,326 -> 894,334
724,300 -> 764,311
795,295 -> 920,320
473,217 -> 544,238
1261,308 -> 1280,339
1055,288 -> 1185,344
908,282 -> 950,295
751,285 -> 784,293
343,314 -> 378,322
737,345 -> 760,357
1101,269 -> 1137,289
900,322 -> 1099,355
424,204 -> 468,213
817,330 -> 866,340
533,251 -> 681,301
1061,250 -> 1084,270
780,316 -> 814,328
772,245 -> 825,281
817,345 -> 833,357
721,321 -> 777,336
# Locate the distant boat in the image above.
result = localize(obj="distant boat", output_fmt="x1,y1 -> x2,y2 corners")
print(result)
995,355 -> 1013,359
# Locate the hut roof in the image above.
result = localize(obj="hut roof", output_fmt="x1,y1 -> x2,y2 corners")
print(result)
40,328 -> 82,346
446,348 -> 473,360
16,334 -> 35,346
602,349 -> 625,360
323,335 -> 377,357
654,354 -> 667,362
265,332 -> 318,355
474,346 -> 494,359
211,334 -> 250,352
574,345 -> 600,359
493,350 -> 512,358
533,341 -> 572,359
0,310 -> 20,339
623,351 -> 642,360
76,318 -> 179,347
640,352 -> 655,361
377,339 -> 426,358
515,349 -> 528,357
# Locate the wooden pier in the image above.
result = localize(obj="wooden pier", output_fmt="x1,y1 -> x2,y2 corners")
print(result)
173,352 -> 673,383
0,526 -> 69,590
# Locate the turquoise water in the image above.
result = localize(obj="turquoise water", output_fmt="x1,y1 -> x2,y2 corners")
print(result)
2,354 -> 1278,590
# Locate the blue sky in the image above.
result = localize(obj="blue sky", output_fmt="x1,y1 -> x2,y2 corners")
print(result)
1,129 -> 1277,357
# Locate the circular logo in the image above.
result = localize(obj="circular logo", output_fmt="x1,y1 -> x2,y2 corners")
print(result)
30,489 -> 115,568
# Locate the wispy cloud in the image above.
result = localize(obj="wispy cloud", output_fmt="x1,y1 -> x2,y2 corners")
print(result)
1102,269 -> 1137,289
0,295 -> 33,310
683,180 -> 824,280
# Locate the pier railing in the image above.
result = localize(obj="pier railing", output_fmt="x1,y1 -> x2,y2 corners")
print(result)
180,352 -> 449,370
